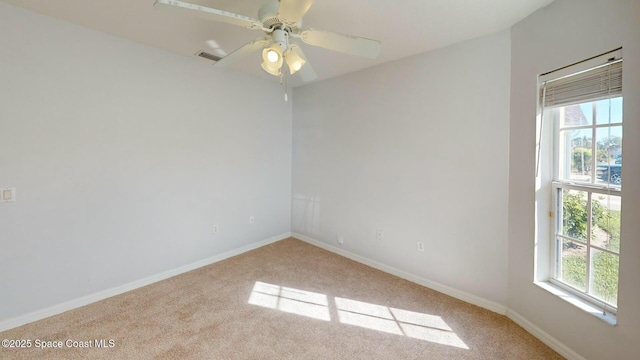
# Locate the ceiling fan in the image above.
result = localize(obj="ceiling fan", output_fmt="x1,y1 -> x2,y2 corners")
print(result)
154,0 -> 382,83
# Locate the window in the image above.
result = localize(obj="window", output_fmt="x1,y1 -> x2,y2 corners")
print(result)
537,49 -> 622,317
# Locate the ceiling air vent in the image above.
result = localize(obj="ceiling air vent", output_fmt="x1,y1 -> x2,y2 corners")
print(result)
196,51 -> 222,62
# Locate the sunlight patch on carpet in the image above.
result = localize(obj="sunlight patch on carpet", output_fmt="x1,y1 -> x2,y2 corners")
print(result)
248,281 -> 331,321
335,297 -> 469,349
248,281 -> 468,349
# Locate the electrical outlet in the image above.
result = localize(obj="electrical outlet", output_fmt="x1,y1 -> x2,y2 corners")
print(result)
337,235 -> 344,245
249,216 -> 255,224
0,187 -> 16,203
213,224 -> 219,234
376,229 -> 384,241
417,242 -> 425,252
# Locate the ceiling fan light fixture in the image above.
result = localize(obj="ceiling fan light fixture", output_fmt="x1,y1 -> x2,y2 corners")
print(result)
261,61 -> 282,76
155,0 -> 381,84
261,44 -> 284,76
262,45 -> 282,64
285,48 -> 305,74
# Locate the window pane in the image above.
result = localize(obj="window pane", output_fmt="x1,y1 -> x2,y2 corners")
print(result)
595,126 -> 622,186
590,249 -> 619,306
591,194 -> 621,253
558,129 -> 592,183
561,103 -> 593,127
596,97 -> 623,125
560,238 -> 587,291
560,189 -> 588,241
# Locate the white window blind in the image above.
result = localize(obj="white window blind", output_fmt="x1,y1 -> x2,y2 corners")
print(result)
540,60 -> 622,108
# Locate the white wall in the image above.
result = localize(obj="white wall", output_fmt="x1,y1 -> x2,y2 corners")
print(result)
4,1 -> 637,357
292,31 -> 511,305
509,0 -> 640,359
0,2 -> 292,322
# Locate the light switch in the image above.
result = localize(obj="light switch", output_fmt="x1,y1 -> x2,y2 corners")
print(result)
0,187 -> 16,202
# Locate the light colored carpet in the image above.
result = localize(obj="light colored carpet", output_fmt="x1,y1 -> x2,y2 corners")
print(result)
0,238 -> 563,359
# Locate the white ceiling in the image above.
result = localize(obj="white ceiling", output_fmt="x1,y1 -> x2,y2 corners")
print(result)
2,0 -> 554,87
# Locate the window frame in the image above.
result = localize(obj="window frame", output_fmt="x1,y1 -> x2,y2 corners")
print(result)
536,49 -> 623,320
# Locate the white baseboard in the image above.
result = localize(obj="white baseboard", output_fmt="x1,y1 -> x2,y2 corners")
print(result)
292,232 -> 508,315
0,232 -> 291,332
507,309 -> 586,360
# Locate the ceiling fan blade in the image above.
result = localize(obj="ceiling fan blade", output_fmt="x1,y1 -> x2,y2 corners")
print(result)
154,0 -> 264,30
289,44 -> 317,82
277,0 -> 314,24
216,37 -> 271,67
297,28 -> 381,59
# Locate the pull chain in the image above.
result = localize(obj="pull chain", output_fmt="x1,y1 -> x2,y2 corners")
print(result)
283,71 -> 288,101
279,72 -> 288,101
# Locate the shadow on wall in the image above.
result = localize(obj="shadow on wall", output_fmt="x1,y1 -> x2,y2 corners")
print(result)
292,193 -> 321,235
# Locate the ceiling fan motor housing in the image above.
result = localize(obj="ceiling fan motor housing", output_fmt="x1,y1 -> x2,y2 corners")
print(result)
259,1 -> 281,27
259,0 -> 301,29
272,29 -> 289,52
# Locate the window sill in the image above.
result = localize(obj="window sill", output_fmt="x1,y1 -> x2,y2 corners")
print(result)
534,281 -> 617,326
